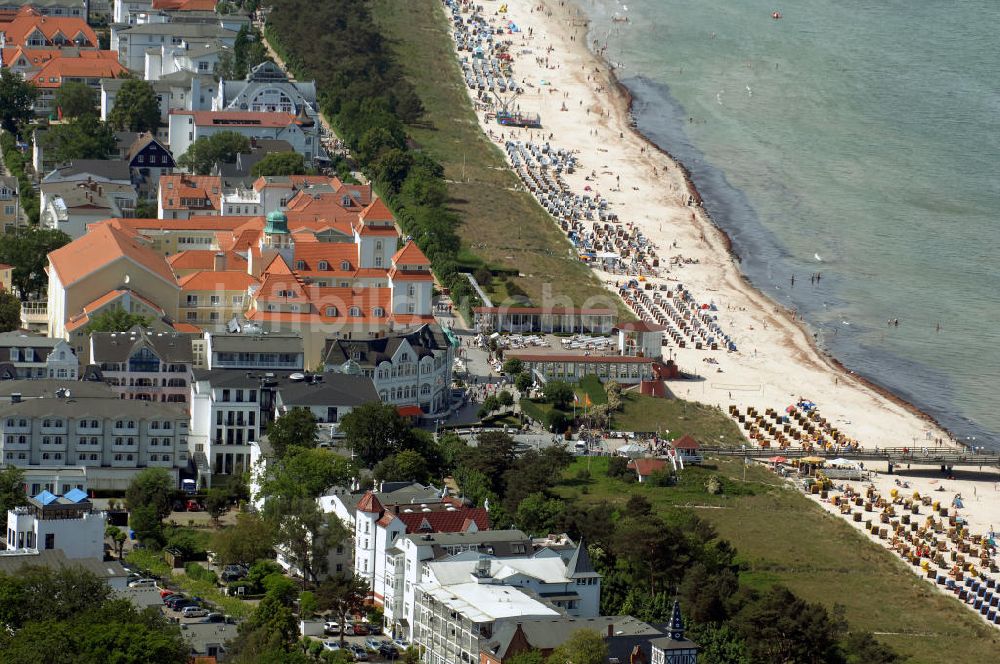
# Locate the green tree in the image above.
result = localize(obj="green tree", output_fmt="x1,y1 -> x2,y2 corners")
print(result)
687,622 -> 749,664
0,68 -> 36,134
105,525 -> 127,559
734,586 -> 844,664
266,407 -> 318,459
260,447 -> 353,502
501,357 -> 523,375
0,290 -> 21,332
54,81 -> 98,119
372,449 -> 429,484
227,594 -> 300,661
107,78 -> 161,133
125,467 -> 175,520
514,371 -> 533,393
177,131 -> 250,175
212,512 -> 276,567
477,394 -> 500,419
0,465 -> 28,514
251,151 -> 309,177
542,380 -> 574,409
129,504 -> 164,548
339,402 -> 414,467
497,389 -> 514,410
0,227 -> 71,298
548,629 -> 608,664
135,199 -> 157,218
515,492 -> 563,535
315,573 -> 368,645
506,651 -> 545,664
47,115 -> 117,162
83,307 -> 152,333
270,497 -> 346,585
205,487 -> 231,523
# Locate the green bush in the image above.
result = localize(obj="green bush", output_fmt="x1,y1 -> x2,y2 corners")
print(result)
184,562 -> 218,585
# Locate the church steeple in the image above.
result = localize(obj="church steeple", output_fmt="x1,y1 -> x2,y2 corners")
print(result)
668,598 -> 685,640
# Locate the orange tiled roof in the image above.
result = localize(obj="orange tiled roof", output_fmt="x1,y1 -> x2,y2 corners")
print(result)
29,55 -> 127,88
167,249 -> 247,272
252,174 -> 334,192
159,175 -> 222,211
291,242 -> 357,273
391,241 -> 430,266
388,265 -> 434,282
48,223 -> 177,288
359,198 -> 393,222
1,14 -> 97,48
65,289 -> 166,332
1,46 -> 118,67
178,270 -> 258,292
171,322 -> 202,333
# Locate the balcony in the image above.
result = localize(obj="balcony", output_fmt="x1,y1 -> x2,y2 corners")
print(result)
20,301 -> 47,333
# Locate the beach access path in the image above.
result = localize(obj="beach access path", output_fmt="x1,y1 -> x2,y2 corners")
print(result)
448,0 -> 953,451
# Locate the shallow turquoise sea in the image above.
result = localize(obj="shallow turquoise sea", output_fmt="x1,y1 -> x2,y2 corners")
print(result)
579,0 -> 1000,449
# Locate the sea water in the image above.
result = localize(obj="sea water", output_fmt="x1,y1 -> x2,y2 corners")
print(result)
579,0 -> 1000,449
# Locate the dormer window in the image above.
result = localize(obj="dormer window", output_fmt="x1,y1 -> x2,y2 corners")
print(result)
348,306 -> 360,317
340,260 -> 350,271
373,307 -> 384,318
295,260 -> 305,270
325,306 -> 338,317
318,260 -> 329,271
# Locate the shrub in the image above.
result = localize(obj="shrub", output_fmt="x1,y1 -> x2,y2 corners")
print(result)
184,562 -> 218,585
606,455 -> 629,478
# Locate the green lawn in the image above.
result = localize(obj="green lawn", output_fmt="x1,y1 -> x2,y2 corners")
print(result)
370,0 -> 630,316
612,392 -> 744,444
554,457 -> 1000,663
575,375 -> 608,406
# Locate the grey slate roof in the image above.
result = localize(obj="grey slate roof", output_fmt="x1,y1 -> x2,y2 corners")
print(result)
483,615 -> 662,661
323,323 -> 450,368
276,373 -> 378,407
210,332 -> 303,354
0,549 -> 127,581
114,23 -> 237,38
43,160 -> 132,183
0,381 -> 187,419
566,539 -> 600,578
0,379 -> 113,399
91,328 -> 195,364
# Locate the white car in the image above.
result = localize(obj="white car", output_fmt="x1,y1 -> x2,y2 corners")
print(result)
181,606 -> 208,618
324,621 -> 340,635
128,578 -> 157,589
322,640 -> 341,651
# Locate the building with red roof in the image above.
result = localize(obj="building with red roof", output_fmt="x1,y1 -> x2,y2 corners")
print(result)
0,10 -> 97,48
167,109 -> 325,164
627,458 -> 669,483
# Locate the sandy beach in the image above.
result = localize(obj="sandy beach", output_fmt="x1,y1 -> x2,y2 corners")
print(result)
447,0 -> 964,452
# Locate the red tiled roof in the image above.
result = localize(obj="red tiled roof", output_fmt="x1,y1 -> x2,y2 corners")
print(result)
159,175 -> 222,211
357,491 -> 384,514
48,223 -> 177,288
167,249 -> 247,272
391,241 -> 430,266
672,434 -> 700,450
627,458 -> 668,477
1,14 -> 97,48
1,46 -> 118,68
171,322 -> 202,333
177,270 -> 258,292
359,198 -> 393,222
29,54 -> 126,88
395,507 -> 489,534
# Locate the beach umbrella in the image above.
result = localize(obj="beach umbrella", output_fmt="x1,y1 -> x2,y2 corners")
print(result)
800,456 -> 826,464
767,456 -> 788,463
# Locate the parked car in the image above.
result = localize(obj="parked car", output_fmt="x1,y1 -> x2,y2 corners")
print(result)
199,613 -> 225,623
181,606 -> 209,619
349,644 -> 369,661
363,621 -> 382,635
393,638 -> 409,649
159,589 -> 178,599
379,643 -> 399,660
221,565 -> 248,582
323,621 -> 340,635
185,500 -> 202,512
364,637 -> 381,651
128,578 -> 157,589
341,624 -> 356,636
350,622 -> 368,636
322,640 -> 341,652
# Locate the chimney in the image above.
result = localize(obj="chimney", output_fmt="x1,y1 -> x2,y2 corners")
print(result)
607,624 -> 614,638
214,252 -> 225,271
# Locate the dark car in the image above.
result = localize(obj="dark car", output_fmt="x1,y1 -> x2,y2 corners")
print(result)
378,643 -> 399,660
163,594 -> 186,605
221,565 -> 248,582
199,613 -> 226,623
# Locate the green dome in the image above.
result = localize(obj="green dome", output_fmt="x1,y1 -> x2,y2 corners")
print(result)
264,210 -> 288,234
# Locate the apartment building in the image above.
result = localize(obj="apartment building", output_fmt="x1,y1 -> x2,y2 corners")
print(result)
167,109 -> 324,164
0,175 -> 22,235
40,179 -> 138,239
110,22 -> 236,72
0,380 -> 189,491
88,327 -> 194,403
29,54 -> 127,118
323,323 -> 455,416
0,332 -> 78,380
